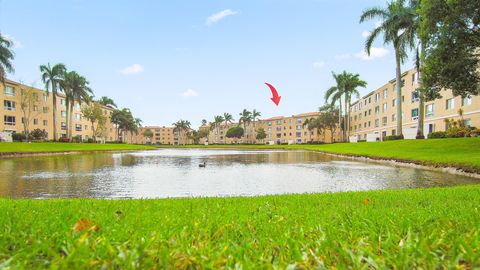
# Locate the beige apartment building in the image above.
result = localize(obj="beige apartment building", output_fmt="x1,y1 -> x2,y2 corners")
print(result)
1,79 -> 117,141
133,126 -> 192,145
349,68 -> 480,141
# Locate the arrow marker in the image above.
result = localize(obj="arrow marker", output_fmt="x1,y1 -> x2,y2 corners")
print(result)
264,82 -> 281,106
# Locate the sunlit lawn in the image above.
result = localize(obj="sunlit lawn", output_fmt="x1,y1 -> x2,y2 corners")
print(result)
1,185 -> 479,268
0,142 -> 155,153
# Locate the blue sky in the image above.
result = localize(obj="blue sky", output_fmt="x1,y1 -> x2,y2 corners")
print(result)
0,0 -> 415,127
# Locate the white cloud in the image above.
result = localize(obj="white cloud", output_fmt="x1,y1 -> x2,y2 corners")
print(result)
3,34 -> 23,49
206,9 -> 238,26
361,31 -> 371,38
313,61 -> 325,69
120,64 -> 144,75
180,89 -> 199,98
335,53 -> 351,60
355,47 -> 389,61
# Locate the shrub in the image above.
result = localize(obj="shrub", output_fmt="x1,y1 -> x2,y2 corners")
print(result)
86,138 -> 95,143
446,127 -> 469,138
384,135 -> 403,141
470,128 -> 480,137
12,132 -> 27,142
71,135 -> 82,143
357,140 -> 367,143
30,129 -> 48,141
58,137 -> 70,143
428,131 -> 447,139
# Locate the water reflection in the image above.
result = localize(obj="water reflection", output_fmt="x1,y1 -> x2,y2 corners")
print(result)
0,149 -> 478,199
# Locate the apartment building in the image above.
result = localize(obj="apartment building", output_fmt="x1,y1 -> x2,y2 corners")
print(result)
133,126 -> 192,145
1,79 -> 117,141
349,68 -> 480,141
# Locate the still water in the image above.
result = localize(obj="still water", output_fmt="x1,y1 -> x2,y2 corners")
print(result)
0,149 -> 478,199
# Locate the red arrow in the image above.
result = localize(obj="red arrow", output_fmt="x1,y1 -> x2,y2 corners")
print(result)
264,82 -> 281,106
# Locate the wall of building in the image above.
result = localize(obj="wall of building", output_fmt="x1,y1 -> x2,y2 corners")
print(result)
349,68 -> 480,141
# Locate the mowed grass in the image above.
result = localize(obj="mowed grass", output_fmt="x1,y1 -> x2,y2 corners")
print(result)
1,185 -> 479,268
0,142 -> 155,154
160,138 -> 480,173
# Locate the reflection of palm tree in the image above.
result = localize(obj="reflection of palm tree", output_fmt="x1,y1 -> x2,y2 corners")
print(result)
361,0 -> 414,137
239,109 -> 252,144
223,113 -> 234,144
40,63 -> 66,141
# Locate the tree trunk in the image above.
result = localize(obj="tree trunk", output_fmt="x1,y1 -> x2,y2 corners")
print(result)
416,43 -> 426,138
91,120 -> 96,142
69,104 -> 74,140
338,98 -> 343,142
52,92 -> 58,141
395,49 -> 403,137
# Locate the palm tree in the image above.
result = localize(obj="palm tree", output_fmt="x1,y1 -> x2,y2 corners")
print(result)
325,72 -> 345,141
132,118 -> 142,144
213,115 -> 224,144
0,33 -> 14,85
238,109 -> 252,144
173,120 -> 191,145
61,71 -> 92,140
223,113 -> 234,143
360,0 -> 415,137
40,63 -> 66,141
98,96 -> 117,108
251,109 -> 261,143
302,118 -> 315,143
342,72 -> 367,140
201,119 -> 208,126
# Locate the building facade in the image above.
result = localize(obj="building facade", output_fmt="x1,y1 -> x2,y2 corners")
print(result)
1,79 -> 117,141
132,126 -> 192,145
348,68 -> 480,141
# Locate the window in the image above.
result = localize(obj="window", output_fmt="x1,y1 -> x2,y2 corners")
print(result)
364,122 -> 367,128
61,122 -> 67,130
368,109 -> 372,116
364,99 -> 367,105
461,96 -> 472,106
412,91 -> 419,102
4,100 -> 15,111
267,121 -> 272,126
364,111 -> 367,117
4,86 -> 15,96
296,118 -> 302,123
368,121 -> 371,127
392,129 -> 396,136
75,114 -> 81,121
33,106 -> 38,112
43,94 -> 47,102
4,115 -> 15,125
296,125 -> 302,130
61,99 -> 66,106
33,94 -> 39,101
375,106 -> 379,115
426,104 -> 434,118
392,99 -> 396,107
375,93 -> 380,103
76,103 -> 81,110
382,117 -> 387,126
392,114 -> 396,122
382,103 -> 387,113
34,119 -> 38,125
43,107 -> 48,113
296,132 -> 302,137
43,120 -> 48,126
368,97 -> 371,104
375,119 -> 379,128
446,98 -> 455,110
276,120 -> 282,125
383,89 -> 388,99
61,111 -> 67,118
411,108 -> 419,120
75,124 -> 82,131
276,127 -> 281,132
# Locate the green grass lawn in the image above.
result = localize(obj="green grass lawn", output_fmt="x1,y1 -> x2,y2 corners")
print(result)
0,142 -> 155,154
1,185 -> 479,268
160,138 -> 480,173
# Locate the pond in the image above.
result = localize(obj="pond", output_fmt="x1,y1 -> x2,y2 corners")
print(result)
0,149 -> 478,199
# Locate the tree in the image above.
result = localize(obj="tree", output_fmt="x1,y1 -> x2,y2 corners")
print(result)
226,126 -> 244,141
201,119 -> 208,126
419,0 -> 480,98
318,104 -> 340,143
213,115 -> 224,144
142,129 -> 154,144
256,127 -> 267,143
0,33 -> 14,85
361,0 -> 416,137
40,63 -> 66,141
238,109 -> 252,143
98,96 -> 117,108
251,109 -> 261,143
325,72 -> 345,141
173,120 -> 191,145
223,113 -> 234,143
81,102 -> 106,142
19,84 -> 42,137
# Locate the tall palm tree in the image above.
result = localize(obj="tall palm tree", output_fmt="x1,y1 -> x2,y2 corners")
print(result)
342,72 -> 367,140
40,63 -> 66,141
238,109 -> 252,144
223,113 -> 234,143
173,120 -> 191,145
251,109 -> 261,143
325,72 -> 345,142
98,96 -> 117,108
213,115 -> 224,144
360,0 -> 415,137
61,71 -> 92,140
0,33 -> 14,85
132,118 -> 142,144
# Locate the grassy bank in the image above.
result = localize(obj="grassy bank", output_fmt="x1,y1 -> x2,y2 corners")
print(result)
0,142 -> 155,154
1,185 -> 479,268
159,138 -> 480,173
